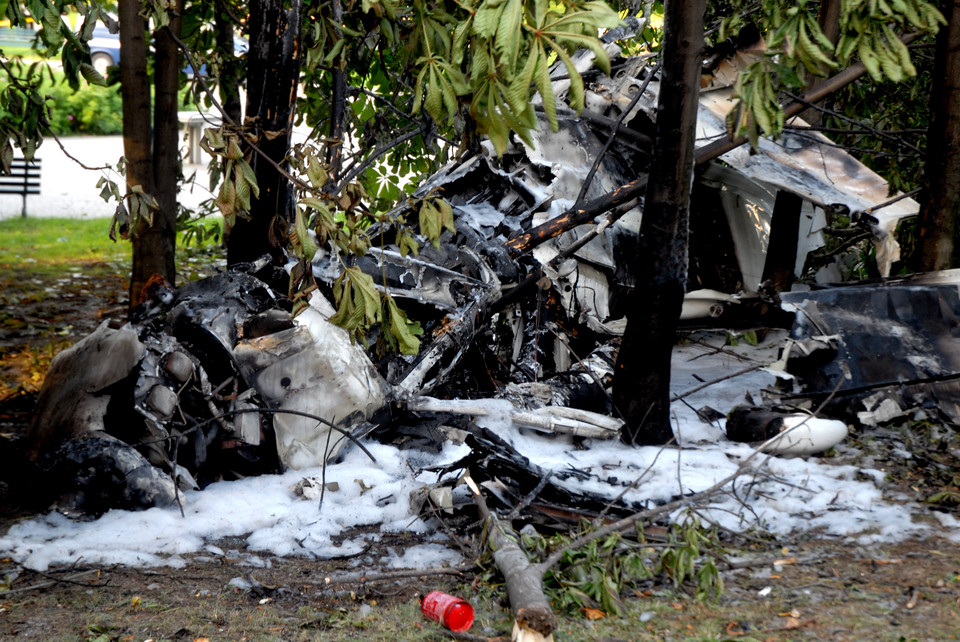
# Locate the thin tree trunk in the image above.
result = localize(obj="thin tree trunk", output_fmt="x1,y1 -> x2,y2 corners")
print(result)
120,0 -> 160,305
613,0 -> 705,445
918,0 -> 960,271
145,1 -> 183,299
326,0 -> 347,180
228,0 -> 302,266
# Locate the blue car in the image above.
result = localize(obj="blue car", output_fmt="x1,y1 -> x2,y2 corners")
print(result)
88,26 -> 121,74
87,25 -> 247,76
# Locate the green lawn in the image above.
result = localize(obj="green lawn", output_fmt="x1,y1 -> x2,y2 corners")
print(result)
0,216 -> 225,276
0,216 -> 129,277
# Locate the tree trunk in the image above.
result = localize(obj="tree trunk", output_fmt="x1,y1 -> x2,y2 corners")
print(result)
146,2 -> 183,298
215,2 -> 243,125
918,0 -> 960,271
228,0 -> 302,266
120,0 -> 161,305
326,0 -> 347,180
613,0 -> 705,445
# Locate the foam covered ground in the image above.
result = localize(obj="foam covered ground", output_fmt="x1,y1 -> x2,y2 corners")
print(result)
4,331 -> 956,571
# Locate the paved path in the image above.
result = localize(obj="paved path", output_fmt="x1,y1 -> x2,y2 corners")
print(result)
0,135 -> 212,220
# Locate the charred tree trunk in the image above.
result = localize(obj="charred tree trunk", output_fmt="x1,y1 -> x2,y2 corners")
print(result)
918,0 -> 960,271
121,0 -> 161,305
215,1 -> 243,125
147,2 -> 183,299
228,0 -> 302,266
613,0 -> 705,445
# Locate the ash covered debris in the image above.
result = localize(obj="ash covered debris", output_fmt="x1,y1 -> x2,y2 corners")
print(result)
22,40 -> 924,516
23,267 -> 391,515
777,270 -> 960,429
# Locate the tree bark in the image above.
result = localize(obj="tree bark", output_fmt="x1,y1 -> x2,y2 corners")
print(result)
613,0 -> 705,445
228,0 -> 302,266
215,1 -> 243,125
143,1 -> 183,301
918,0 -> 960,271
326,0 -> 347,180
474,493 -> 557,641
120,0 -> 162,305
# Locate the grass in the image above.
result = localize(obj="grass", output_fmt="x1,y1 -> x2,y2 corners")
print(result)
0,216 -> 130,278
0,216 -> 224,398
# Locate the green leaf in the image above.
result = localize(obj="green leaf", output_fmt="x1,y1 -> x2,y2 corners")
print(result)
473,1 -> 503,39
495,0 -> 524,70
507,45 -> 540,114
545,36 -> 585,113
437,198 -> 456,234
292,206 -> 319,260
301,196 -> 329,211
237,159 -> 260,199
234,171 -> 251,210
0,138 -> 12,174
413,64 -> 429,115
323,38 -> 346,65
532,41 -> 557,131
425,65 -> 444,122
451,19 -> 472,65
471,43 -> 492,80
329,266 -> 382,339
215,175 -> 237,225
397,228 -> 419,256
383,295 -> 422,354
306,155 -> 328,188
79,62 -> 106,87
419,199 -> 442,248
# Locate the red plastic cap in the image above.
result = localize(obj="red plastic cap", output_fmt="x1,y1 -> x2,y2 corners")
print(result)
445,602 -> 474,632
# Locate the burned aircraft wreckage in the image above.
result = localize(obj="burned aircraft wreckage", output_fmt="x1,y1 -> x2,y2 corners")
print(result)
24,42 -> 935,517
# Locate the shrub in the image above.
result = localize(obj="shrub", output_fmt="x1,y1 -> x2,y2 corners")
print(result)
43,76 -> 123,136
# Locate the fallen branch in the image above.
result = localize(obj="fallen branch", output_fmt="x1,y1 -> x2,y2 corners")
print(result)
320,566 -> 476,585
473,487 -> 557,642
3,568 -> 105,594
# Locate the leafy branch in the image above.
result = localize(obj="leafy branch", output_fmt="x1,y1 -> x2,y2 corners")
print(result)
733,0 -> 945,146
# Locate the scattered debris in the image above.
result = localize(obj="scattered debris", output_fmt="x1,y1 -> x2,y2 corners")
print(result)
779,271 -> 960,428
725,408 -> 849,456
18,36 -> 960,638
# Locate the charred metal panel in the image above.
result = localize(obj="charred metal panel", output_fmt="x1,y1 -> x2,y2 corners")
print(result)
781,275 -> 960,425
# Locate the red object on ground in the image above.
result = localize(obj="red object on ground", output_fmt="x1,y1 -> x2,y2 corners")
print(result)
421,590 -> 475,632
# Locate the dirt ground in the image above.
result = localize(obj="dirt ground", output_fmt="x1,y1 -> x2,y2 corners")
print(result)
2,260 -> 960,641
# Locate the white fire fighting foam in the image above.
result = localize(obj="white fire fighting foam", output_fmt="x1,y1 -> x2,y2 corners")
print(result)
2,331 -> 958,572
